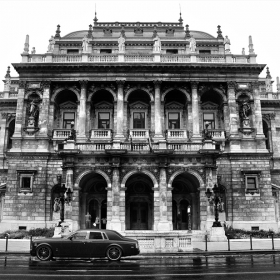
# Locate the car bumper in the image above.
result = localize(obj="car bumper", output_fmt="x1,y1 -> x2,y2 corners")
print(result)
30,249 -> 36,256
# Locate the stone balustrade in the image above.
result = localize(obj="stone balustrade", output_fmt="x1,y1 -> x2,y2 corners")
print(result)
130,129 -> 150,139
209,129 -> 226,140
167,143 -> 203,151
166,129 -> 189,139
260,92 -> 280,100
52,129 -> 71,140
90,129 -> 112,139
76,143 -> 112,151
21,53 -> 258,64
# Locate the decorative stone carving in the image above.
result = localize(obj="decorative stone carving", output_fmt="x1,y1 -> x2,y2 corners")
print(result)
82,35 -> 90,52
262,113 -> 276,121
153,35 -> 161,52
224,36 -> 231,53
47,36 -> 55,52
189,36 -> 196,52
118,33 -> 125,53
18,80 -> 26,89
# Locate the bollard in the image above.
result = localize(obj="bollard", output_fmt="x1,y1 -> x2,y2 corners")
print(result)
271,233 -> 275,250
205,234 -> 208,252
250,235 -> 253,250
5,234 -> 9,252
227,235 -> 231,251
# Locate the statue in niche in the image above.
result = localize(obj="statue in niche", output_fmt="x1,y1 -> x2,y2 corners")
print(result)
28,100 -> 38,118
240,101 -> 251,120
82,35 -> 90,52
189,35 -> 196,52
153,35 -> 161,52
47,36 -> 55,52
118,33 -> 125,52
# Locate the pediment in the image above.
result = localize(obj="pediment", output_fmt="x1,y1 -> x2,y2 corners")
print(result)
94,101 -> 113,109
201,101 -> 218,110
59,101 -> 77,109
165,101 -> 184,110
129,101 -> 149,109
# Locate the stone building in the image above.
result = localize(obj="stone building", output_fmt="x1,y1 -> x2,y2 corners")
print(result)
0,15 -> 280,248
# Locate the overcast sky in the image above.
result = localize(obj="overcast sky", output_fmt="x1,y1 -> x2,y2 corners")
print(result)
0,0 -> 279,90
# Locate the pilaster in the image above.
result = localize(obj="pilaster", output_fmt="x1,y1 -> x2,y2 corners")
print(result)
77,80 -> 88,141
191,82 -> 202,141
114,79 -> 125,140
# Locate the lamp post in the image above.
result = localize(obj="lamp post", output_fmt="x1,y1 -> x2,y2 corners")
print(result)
187,206 -> 192,232
205,184 -> 223,227
56,175 -> 73,226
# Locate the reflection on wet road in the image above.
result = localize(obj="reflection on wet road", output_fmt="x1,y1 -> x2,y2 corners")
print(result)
0,254 -> 280,279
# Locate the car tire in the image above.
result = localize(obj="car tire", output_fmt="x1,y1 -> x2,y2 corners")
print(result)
106,246 -> 122,261
36,245 -> 52,261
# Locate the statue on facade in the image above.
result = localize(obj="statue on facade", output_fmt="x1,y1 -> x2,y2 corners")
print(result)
47,36 -> 55,52
189,36 -> 196,52
240,101 -> 251,120
153,35 -> 161,52
28,100 -> 38,118
82,35 -> 90,52
224,35 -> 231,53
118,33 -> 125,52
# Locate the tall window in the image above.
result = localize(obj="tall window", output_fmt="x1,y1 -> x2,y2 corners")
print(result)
63,112 -> 75,129
168,113 -> 180,129
203,113 -> 215,129
246,177 -> 257,190
133,113 -> 145,129
98,113 -> 110,129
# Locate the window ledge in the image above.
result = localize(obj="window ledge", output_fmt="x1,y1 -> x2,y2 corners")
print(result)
18,191 -> 33,196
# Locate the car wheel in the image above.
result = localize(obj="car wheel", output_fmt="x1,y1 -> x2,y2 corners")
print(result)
36,245 -> 52,261
106,246 -> 122,261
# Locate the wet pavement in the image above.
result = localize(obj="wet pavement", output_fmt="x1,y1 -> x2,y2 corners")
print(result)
0,254 -> 280,279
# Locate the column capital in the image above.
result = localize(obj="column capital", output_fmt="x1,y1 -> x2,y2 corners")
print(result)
41,80 -> 51,89
79,80 -> 88,89
116,79 -> 126,88
251,81 -> 259,90
153,80 -> 162,88
190,81 -> 199,89
227,81 -> 236,90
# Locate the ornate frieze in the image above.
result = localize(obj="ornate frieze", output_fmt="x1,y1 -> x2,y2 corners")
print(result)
262,113 -> 276,121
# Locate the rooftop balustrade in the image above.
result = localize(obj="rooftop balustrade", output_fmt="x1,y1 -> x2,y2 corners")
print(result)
21,52 -> 258,64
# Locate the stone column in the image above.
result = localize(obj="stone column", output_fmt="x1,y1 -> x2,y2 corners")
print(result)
71,182 -> 81,231
38,81 -> 51,136
77,80 -> 88,141
157,167 -> 172,230
153,80 -> 164,140
191,82 -> 201,141
115,79 -> 125,140
107,164 -> 122,231
252,82 -> 265,138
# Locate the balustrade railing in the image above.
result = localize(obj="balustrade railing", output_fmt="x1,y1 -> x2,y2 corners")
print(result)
166,129 -> 188,139
90,129 -> 112,139
76,143 -> 112,151
161,54 -> 190,63
89,54 -> 118,62
124,54 -> 154,62
130,129 -> 150,139
53,55 -> 82,63
167,143 -> 203,151
208,129 -> 226,139
197,55 -> 225,63
52,129 -> 71,140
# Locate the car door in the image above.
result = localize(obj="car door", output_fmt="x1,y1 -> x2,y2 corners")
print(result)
56,231 -> 88,258
86,231 -> 109,258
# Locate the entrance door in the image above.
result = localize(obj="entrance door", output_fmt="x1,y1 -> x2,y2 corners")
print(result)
180,200 -> 189,230
130,202 -> 148,230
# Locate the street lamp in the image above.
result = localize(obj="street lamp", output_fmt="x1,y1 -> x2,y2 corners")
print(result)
205,184 -> 223,227
56,175 -> 73,226
187,206 -> 192,232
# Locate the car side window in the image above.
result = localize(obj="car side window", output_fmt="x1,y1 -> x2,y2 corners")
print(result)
71,232 -> 87,240
89,232 -> 103,240
102,233 -> 108,240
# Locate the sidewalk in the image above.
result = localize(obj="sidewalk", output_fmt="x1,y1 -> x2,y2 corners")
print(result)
1,238 -> 280,256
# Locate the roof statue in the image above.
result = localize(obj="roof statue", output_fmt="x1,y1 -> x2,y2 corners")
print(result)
153,34 -> 161,53
31,47 -> 36,54
47,36 -> 55,53
224,36 -> 231,54
242,48 -> 245,55
118,33 -> 125,53
23,34 -> 29,54
189,35 -> 196,53
82,35 -> 90,53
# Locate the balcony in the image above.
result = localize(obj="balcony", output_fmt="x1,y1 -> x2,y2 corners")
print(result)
208,129 -> 226,140
90,129 -> 112,140
167,143 -> 203,151
166,129 -> 189,140
129,129 -> 150,139
52,129 -> 71,140
76,143 -> 112,151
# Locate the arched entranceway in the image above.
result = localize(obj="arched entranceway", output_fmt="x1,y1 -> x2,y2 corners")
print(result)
79,172 -> 108,229
125,173 -> 154,230
172,172 -> 200,230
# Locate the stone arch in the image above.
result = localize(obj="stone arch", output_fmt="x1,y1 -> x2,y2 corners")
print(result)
87,88 -> 117,102
25,91 -> 43,100
75,169 -> 112,189
51,87 -> 80,103
121,169 -> 158,189
161,88 -> 191,103
236,91 -> 254,100
125,87 -> 154,102
199,87 -> 227,103
168,169 -> 204,189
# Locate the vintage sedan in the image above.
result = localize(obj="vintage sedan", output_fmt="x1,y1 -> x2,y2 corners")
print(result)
30,229 -> 140,261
